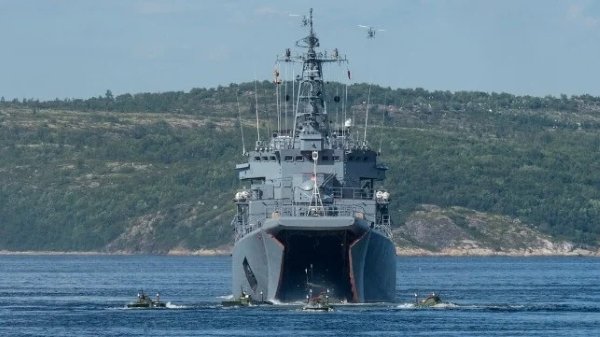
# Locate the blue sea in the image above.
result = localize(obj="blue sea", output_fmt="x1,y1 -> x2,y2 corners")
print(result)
0,255 -> 598,336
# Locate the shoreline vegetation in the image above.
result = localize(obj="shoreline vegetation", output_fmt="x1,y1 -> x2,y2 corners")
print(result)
1,247 -> 598,257
2,83 -> 600,252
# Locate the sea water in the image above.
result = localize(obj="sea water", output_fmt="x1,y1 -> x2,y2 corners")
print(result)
0,255 -> 598,336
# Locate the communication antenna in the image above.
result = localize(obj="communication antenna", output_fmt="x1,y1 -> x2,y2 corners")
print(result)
254,80 -> 260,142
284,64 -> 289,133
236,90 -> 246,155
274,64 -> 281,135
363,84 -> 371,144
291,66 -> 295,131
343,80 -> 348,143
335,86 -> 340,132
379,91 -> 388,154
263,87 -> 270,138
292,78 -> 302,142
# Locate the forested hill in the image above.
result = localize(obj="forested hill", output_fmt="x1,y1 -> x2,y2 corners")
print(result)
1,82 -> 600,253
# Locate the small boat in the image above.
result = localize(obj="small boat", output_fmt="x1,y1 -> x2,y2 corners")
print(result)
127,290 -> 166,308
414,292 -> 442,307
221,291 -> 252,307
221,290 -> 272,307
302,289 -> 334,312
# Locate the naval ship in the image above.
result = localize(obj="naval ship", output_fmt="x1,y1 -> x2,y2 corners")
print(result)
231,9 -> 396,303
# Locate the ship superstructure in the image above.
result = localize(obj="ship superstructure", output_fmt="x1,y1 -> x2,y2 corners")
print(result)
231,9 -> 396,303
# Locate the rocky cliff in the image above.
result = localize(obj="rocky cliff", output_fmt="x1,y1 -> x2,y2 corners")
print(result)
393,204 -> 599,256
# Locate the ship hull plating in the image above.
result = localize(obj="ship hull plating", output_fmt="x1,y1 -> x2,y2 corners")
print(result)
232,216 -> 396,303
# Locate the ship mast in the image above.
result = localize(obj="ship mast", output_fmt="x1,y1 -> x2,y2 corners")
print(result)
280,8 -> 346,148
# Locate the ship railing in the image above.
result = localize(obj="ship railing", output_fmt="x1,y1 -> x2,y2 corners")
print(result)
254,140 -> 270,151
329,137 -> 355,149
330,187 -> 374,200
234,206 -> 392,240
233,215 -> 265,241
254,134 -> 369,151
270,137 -> 294,150
264,204 -> 366,218
329,137 -> 371,151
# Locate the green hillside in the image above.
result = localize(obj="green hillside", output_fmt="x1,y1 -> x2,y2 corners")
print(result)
1,82 -> 600,252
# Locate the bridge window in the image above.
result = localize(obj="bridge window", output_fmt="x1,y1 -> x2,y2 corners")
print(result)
295,156 -> 303,161
285,156 -> 293,161
270,156 -> 276,161
254,156 -> 261,161
334,156 -> 340,161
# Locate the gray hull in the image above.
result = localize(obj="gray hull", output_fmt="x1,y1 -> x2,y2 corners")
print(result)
232,216 -> 396,303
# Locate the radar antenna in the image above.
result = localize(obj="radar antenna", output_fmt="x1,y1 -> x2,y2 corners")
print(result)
363,85 -> 371,144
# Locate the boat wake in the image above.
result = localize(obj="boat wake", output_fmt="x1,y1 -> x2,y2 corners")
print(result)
395,302 -> 600,312
396,302 -> 459,309
165,302 -> 187,309
268,299 -> 307,306
116,302 -> 187,310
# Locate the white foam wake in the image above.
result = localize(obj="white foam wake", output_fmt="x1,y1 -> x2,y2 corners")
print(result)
165,302 -> 187,309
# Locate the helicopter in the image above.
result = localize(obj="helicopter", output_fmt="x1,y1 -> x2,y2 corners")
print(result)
358,25 -> 385,38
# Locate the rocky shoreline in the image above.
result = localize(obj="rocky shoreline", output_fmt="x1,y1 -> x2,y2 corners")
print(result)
394,247 -> 600,257
0,248 -> 230,256
2,247 -> 599,257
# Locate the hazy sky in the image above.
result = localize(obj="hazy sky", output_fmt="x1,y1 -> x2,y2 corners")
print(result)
2,0 -> 600,100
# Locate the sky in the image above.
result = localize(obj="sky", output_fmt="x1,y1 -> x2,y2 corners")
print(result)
1,0 -> 600,100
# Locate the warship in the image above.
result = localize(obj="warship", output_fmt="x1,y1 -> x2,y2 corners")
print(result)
231,9 -> 396,303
